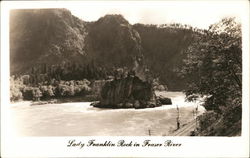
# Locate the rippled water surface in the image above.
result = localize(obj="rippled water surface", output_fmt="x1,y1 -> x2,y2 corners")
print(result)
8,92 -> 205,136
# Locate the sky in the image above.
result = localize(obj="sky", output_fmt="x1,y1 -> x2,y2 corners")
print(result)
2,1 -> 248,29
64,1 -> 247,29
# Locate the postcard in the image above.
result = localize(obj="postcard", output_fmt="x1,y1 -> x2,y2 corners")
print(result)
1,1 -> 249,157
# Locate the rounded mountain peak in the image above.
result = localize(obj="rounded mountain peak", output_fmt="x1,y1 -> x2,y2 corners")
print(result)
96,14 -> 129,25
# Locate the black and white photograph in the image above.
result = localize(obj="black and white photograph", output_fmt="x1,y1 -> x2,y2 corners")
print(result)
1,0 -> 249,157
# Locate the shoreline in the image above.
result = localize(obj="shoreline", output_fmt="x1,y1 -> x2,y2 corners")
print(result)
9,91 -> 205,111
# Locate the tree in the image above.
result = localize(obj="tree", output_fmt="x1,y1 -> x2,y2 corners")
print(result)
10,76 -> 24,101
32,88 -> 42,101
180,17 -> 241,112
40,85 -> 55,99
180,17 -> 242,136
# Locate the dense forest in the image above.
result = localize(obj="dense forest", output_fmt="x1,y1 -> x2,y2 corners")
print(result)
9,9 -> 242,136
180,17 -> 242,136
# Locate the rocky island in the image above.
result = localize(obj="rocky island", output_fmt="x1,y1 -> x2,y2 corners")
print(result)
92,56 -> 172,109
93,76 -> 160,108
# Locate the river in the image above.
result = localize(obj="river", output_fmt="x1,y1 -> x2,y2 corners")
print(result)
7,92 -> 205,136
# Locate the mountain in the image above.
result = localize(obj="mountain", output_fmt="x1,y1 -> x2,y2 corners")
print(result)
133,24 -> 198,90
10,9 -> 88,74
10,9 -> 142,74
10,8 -> 201,90
86,14 -> 142,69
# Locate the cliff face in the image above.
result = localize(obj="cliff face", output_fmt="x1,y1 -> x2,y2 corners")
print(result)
90,80 -> 107,98
94,76 -> 159,109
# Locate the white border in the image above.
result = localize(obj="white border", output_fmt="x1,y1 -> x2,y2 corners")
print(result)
1,1 -> 249,157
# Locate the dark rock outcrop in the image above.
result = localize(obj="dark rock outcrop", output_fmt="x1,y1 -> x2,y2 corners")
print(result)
83,80 -> 109,101
157,95 -> 172,105
90,80 -> 107,98
92,76 -> 160,109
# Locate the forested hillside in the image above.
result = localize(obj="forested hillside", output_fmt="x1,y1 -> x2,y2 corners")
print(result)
133,24 -> 204,90
87,14 -> 143,69
10,9 -> 202,90
10,9 -> 88,75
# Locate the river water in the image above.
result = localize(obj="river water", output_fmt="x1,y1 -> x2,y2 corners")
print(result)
7,92 -> 205,136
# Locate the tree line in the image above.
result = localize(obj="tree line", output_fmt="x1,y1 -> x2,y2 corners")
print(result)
24,61 -> 113,85
10,61 -> 112,101
10,77 -> 92,101
10,60 -> 163,102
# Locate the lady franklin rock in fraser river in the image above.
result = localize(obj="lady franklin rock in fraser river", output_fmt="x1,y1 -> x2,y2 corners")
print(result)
67,139 -> 181,148
93,75 -> 161,108
91,56 -> 172,109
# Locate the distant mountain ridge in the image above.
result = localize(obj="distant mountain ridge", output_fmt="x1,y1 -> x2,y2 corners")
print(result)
10,8 -> 200,90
